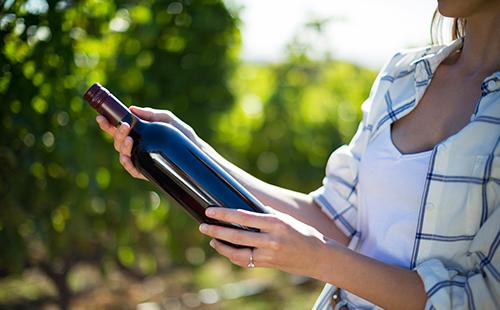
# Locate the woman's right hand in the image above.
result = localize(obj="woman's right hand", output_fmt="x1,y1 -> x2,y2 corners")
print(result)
96,106 -> 201,180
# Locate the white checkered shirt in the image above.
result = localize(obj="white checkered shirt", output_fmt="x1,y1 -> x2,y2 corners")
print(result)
310,39 -> 500,309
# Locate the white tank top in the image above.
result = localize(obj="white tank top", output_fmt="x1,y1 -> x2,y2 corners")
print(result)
344,125 -> 432,309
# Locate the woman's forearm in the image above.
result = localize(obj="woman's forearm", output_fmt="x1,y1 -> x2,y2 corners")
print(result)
200,141 -> 350,246
315,241 -> 427,310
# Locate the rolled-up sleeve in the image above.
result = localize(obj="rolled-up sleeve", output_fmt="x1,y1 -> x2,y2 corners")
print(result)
415,206 -> 500,309
309,124 -> 364,238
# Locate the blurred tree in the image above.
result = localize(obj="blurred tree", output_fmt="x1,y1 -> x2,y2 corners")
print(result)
214,21 -> 376,193
0,0 -> 239,308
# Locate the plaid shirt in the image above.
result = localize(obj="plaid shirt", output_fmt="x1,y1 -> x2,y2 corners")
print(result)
310,39 -> 500,310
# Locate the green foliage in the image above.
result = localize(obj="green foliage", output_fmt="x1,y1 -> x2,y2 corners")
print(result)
0,0 -> 239,288
212,21 -> 377,192
0,0 -> 376,307
216,60 -> 376,192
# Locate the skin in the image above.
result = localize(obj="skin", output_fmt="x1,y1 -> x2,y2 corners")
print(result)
97,1 -> 500,308
393,0 -> 500,154
437,0 -> 497,17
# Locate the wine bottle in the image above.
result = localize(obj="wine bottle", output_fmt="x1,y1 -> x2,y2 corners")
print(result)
83,83 -> 268,236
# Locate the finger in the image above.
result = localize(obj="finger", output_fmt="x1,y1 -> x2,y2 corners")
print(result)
117,137 -> 141,177
205,208 -> 278,231
120,155 -> 146,180
199,224 -> 267,248
119,136 -> 134,157
130,106 -> 173,123
209,239 -> 254,268
96,115 -> 116,136
113,123 -> 130,152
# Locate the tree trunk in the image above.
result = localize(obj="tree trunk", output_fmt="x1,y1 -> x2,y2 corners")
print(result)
39,262 -> 71,310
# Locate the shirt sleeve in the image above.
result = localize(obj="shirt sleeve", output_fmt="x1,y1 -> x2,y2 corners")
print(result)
415,206 -> 500,309
308,121 -> 365,238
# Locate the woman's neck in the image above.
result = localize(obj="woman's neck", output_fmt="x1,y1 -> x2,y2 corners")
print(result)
457,3 -> 500,78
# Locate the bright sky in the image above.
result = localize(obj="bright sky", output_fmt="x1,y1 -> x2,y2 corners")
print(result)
227,0 -> 438,69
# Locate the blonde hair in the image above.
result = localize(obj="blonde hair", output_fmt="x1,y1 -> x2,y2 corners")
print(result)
430,9 -> 466,44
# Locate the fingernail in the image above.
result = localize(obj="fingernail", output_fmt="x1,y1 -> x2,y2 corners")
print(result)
206,208 -> 215,216
126,138 -> 132,145
209,240 -> 215,248
199,224 -> 208,232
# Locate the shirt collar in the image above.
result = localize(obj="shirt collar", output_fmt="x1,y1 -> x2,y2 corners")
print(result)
411,38 -> 464,84
412,38 -> 500,96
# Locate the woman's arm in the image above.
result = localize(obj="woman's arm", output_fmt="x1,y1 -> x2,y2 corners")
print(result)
318,241 -> 427,310
200,207 -> 427,310
96,106 -> 349,246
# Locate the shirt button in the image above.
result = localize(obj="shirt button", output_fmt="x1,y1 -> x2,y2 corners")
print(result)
425,202 -> 435,211
487,80 -> 500,91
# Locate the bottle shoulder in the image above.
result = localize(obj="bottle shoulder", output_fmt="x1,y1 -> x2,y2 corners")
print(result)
134,121 -> 196,152
140,121 -> 186,138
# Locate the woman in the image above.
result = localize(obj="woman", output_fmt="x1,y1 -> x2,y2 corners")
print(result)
97,0 -> 499,308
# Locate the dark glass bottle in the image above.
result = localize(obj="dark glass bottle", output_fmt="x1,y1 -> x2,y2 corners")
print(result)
83,83 -> 268,233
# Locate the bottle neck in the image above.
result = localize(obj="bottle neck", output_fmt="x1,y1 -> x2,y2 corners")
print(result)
99,96 -> 130,126
83,83 -> 144,129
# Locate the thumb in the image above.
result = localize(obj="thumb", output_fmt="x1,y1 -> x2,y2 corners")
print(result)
130,106 -> 170,122
129,106 -> 153,119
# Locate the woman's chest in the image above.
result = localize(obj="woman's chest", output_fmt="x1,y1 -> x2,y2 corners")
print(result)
391,67 -> 484,154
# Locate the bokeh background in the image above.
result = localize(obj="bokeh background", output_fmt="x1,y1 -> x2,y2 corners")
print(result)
0,0 -> 436,309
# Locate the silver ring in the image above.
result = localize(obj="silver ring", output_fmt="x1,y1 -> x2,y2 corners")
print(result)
247,249 -> 255,268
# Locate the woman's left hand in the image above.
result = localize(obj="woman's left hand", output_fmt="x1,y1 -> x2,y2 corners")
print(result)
199,207 -> 328,278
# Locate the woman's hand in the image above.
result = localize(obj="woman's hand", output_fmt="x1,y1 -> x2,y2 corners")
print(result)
199,207 -> 329,278
96,106 -> 200,180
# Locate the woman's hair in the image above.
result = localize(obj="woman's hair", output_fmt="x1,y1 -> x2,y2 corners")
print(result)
430,9 -> 466,44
